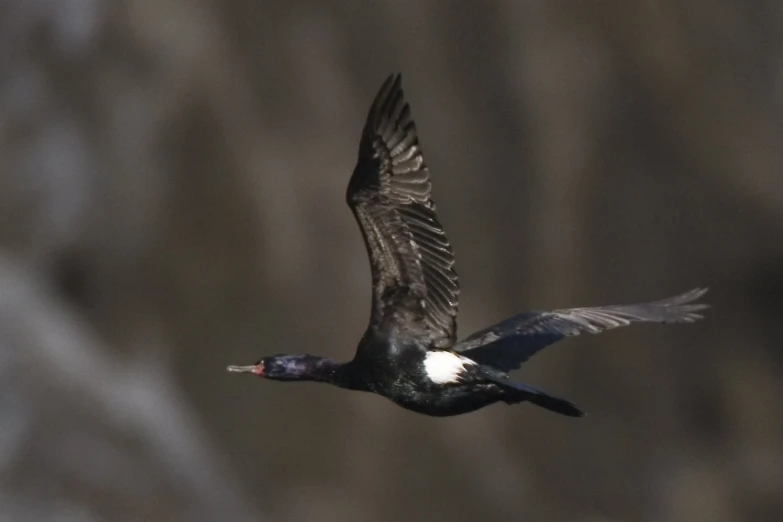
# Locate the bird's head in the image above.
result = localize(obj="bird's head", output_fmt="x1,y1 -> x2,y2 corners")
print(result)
227,354 -> 339,382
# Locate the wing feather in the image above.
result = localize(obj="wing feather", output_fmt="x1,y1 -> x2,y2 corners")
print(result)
455,288 -> 708,372
347,74 -> 459,347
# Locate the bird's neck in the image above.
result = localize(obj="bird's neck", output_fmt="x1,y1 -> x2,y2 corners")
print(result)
287,356 -> 348,385
306,357 -> 342,382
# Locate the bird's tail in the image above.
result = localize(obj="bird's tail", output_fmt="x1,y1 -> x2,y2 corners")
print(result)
489,376 -> 585,417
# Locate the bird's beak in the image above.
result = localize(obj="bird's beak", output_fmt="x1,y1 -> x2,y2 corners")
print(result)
227,363 -> 265,376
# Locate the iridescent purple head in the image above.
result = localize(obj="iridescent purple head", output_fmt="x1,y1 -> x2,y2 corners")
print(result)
228,354 -> 341,383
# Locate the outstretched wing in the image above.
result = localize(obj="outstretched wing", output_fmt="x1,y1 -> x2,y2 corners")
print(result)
455,288 -> 708,372
347,74 -> 459,348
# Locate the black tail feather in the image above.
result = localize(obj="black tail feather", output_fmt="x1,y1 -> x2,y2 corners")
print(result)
524,390 -> 584,417
490,376 -> 585,417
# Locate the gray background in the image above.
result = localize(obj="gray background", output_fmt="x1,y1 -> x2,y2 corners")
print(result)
1,1 -> 781,521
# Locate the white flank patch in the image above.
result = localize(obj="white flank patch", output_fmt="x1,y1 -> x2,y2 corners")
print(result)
423,351 -> 476,384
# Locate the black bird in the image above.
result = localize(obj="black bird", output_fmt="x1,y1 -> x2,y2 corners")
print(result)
227,74 -> 707,417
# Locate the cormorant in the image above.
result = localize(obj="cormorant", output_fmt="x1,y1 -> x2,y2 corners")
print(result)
227,74 -> 707,417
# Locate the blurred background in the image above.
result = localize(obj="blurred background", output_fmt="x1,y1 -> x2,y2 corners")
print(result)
1,1 -> 782,521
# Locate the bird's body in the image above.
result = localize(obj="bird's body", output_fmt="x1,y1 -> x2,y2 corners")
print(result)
228,74 -> 708,418
345,334 -> 504,417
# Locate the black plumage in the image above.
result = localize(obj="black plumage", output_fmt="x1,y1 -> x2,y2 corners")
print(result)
227,74 -> 708,418
455,287 -> 708,373
347,74 -> 459,348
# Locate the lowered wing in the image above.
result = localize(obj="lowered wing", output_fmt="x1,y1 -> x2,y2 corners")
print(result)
455,288 -> 708,372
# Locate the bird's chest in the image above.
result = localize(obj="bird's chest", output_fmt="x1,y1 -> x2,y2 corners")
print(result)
352,346 -> 422,390
349,337 -> 426,388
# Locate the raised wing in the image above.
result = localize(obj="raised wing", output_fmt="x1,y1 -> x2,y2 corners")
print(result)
455,288 -> 708,372
347,74 -> 459,347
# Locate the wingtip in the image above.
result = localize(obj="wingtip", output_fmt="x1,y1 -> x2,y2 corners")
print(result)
684,286 -> 710,308
676,286 -> 709,301
380,72 -> 402,96
665,287 -> 710,322
365,73 -> 406,132
388,73 -> 403,101
690,286 -> 709,299
663,287 -> 710,307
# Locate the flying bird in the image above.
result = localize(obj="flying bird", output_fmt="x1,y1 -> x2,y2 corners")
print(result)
228,74 -> 707,417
